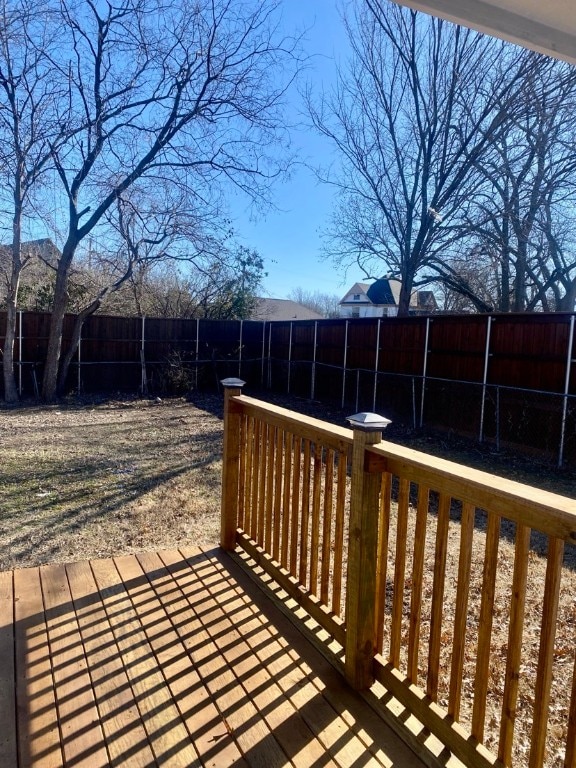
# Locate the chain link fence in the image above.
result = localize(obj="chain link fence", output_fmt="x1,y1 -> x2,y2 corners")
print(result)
265,358 -> 576,468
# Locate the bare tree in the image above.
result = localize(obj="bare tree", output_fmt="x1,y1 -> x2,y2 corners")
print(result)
56,179 -> 232,390
35,0 -> 298,400
308,2 -> 530,316
446,61 -> 576,312
0,0 -> 62,401
288,287 -> 341,317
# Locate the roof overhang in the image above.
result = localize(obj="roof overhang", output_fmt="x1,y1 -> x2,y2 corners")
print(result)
392,1 -> 576,65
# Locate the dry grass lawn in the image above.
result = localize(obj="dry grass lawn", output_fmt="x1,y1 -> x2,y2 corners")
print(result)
0,395 -> 224,571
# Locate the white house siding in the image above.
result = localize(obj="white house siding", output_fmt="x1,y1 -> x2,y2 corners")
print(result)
340,305 -> 397,318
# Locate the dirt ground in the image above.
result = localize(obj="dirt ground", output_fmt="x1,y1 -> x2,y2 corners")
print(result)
0,390 -> 574,573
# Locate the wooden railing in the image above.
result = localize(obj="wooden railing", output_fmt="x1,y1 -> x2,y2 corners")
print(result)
219,381 -> 576,768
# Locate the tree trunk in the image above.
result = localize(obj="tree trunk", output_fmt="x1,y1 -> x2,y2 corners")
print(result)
57,297 -> 102,395
57,266 -> 134,394
397,277 -> 413,317
559,281 -> 576,312
513,244 -> 527,312
41,242 -> 75,401
3,297 -> 19,403
3,202 -> 23,403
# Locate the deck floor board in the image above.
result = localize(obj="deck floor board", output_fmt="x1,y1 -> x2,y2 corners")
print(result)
2,547 -> 424,767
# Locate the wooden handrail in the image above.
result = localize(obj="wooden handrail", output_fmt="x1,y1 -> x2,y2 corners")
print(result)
230,394 -> 353,452
366,440 -> 576,543
220,389 -> 576,767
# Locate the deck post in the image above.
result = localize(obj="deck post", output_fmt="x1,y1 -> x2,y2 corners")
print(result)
220,378 -> 246,551
345,411 -> 391,690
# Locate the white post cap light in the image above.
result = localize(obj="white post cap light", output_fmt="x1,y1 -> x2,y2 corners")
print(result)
346,412 -> 392,431
220,378 -> 246,388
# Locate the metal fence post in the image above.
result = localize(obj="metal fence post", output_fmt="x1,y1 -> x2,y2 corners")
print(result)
220,377 -> 246,551
373,318 -> 381,412
341,320 -> 349,408
261,321 -> 266,388
479,316 -> 493,443
420,317 -> 430,428
267,322 -> 272,389
287,322 -> 293,394
140,315 -> 147,396
238,320 -> 243,379
77,328 -> 82,395
18,310 -> 23,396
559,315 -> 575,467
311,320 -> 318,400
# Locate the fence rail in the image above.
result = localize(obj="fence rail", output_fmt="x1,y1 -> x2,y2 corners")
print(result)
220,383 -> 576,767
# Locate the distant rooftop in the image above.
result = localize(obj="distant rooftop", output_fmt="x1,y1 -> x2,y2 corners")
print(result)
251,298 -> 324,322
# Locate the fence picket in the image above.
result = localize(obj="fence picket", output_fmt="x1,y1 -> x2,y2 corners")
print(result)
427,492 -> 451,700
320,449 -> 335,605
529,537 -> 565,768
238,415 -> 247,531
309,444 -> 322,595
375,472 -> 392,655
264,425 -> 275,552
244,417 -> 255,538
448,502 -> 475,721
407,485 -> 429,683
498,523 -> 530,765
332,453 -> 347,616
272,427 -> 283,562
280,431 -> 292,569
289,437 -> 302,577
472,511 -> 502,741
256,421 -> 268,547
390,478 -> 410,667
299,439 -> 312,585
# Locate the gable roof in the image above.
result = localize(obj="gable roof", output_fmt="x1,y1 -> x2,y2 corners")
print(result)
366,278 -> 397,305
340,278 -> 416,307
251,298 -> 324,322
339,278 -> 437,311
339,282 -> 371,303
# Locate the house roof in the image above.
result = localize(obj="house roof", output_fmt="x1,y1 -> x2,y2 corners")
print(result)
394,1 -> 576,65
340,278 -> 421,308
366,278 -> 397,305
339,283 -> 370,303
417,290 -> 438,310
251,298 -> 324,322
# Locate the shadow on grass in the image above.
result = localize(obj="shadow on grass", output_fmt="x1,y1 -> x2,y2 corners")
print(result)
0,404 -> 225,569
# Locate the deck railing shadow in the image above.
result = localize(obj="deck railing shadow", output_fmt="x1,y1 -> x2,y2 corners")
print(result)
220,381 -> 576,768
4,546 -> 418,767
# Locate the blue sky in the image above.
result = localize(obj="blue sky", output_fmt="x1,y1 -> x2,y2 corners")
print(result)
227,1 -> 354,301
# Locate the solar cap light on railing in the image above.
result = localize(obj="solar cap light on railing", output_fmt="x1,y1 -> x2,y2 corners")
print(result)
346,412 -> 392,431
221,377 -> 246,390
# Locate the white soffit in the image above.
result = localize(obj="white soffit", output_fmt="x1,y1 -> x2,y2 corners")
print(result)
392,1 -> 576,65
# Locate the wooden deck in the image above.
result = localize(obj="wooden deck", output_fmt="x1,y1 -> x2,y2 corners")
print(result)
0,547 -> 424,768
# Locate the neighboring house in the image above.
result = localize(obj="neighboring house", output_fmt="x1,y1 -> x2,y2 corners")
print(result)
250,298 -> 324,322
338,278 -> 437,318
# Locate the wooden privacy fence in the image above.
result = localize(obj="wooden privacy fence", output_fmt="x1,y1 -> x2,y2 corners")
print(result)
0,312 -> 269,396
220,380 -> 576,767
2,309 -> 576,464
